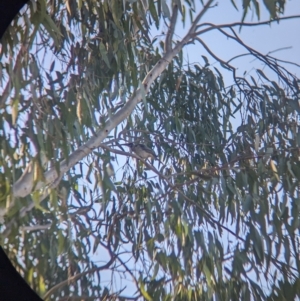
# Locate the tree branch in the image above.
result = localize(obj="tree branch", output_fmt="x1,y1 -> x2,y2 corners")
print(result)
3,171 -> 64,238
218,26 -> 298,89
187,0 -> 215,37
13,0 -> 214,198
194,15 -> 300,37
194,37 -> 235,72
43,255 -> 116,300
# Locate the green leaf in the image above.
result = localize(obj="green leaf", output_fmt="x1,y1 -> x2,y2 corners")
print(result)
149,0 -> 159,28
263,0 -> 277,18
99,42 -> 111,68
256,69 -> 269,81
42,14 -> 62,49
283,236 -> 290,264
243,194 -> 253,214
252,0 -> 260,19
11,99 -> 19,125
252,226 -> 264,263
287,99 -> 300,114
202,55 -> 209,67
161,0 -> 170,18
230,0 -> 238,11
241,0 -> 251,23
140,281 -> 153,301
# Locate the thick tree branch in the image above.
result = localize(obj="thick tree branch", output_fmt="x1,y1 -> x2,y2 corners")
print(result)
3,176 -> 64,238
12,0 -> 214,198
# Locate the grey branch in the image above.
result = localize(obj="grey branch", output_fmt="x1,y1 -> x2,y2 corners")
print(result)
12,0 -> 215,198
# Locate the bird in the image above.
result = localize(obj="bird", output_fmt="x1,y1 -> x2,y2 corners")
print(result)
105,162 -> 115,177
124,143 -> 157,160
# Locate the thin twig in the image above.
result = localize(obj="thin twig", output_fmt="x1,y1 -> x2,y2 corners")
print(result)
43,255 -> 116,300
194,15 -> 300,36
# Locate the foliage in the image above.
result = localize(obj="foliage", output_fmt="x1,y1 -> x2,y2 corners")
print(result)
1,0 -> 300,300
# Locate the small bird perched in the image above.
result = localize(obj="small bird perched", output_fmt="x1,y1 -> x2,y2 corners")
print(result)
105,162 -> 115,177
124,143 -> 157,160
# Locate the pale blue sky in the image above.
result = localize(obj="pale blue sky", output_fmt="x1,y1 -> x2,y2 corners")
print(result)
177,0 -> 300,81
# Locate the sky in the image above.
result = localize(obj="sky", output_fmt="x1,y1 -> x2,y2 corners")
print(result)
179,1 -> 300,81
